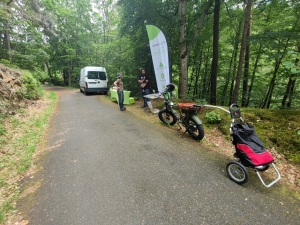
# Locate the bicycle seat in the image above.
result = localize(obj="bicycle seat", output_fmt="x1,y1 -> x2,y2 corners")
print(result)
177,103 -> 196,110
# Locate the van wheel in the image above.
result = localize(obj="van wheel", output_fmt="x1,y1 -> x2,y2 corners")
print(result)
103,91 -> 108,95
80,88 -> 82,93
84,88 -> 88,95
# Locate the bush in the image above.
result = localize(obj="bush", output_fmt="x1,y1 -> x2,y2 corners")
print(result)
205,111 -> 222,124
32,68 -> 48,83
19,71 -> 44,100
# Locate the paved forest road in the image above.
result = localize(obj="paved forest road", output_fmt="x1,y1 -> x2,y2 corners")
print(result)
19,87 -> 300,225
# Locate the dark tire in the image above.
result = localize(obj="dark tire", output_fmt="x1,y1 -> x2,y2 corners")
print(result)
255,164 -> 270,172
226,161 -> 249,185
158,109 -> 177,126
103,91 -> 108,95
186,118 -> 204,141
84,88 -> 88,95
80,88 -> 82,93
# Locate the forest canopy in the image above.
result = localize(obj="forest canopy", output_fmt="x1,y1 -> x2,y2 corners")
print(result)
0,0 -> 299,109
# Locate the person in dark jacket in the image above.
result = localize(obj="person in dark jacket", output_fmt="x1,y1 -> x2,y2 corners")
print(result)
137,68 -> 152,111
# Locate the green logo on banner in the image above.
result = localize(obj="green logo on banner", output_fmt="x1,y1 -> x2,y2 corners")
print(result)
159,62 -> 163,67
161,73 -> 164,78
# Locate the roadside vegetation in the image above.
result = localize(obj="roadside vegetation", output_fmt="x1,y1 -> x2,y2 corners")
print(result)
0,68 -> 57,224
203,107 -> 300,165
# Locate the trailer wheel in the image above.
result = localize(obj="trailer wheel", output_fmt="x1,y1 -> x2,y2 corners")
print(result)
226,161 -> 248,184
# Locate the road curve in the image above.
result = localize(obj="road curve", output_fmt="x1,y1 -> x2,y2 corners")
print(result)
19,87 -> 300,225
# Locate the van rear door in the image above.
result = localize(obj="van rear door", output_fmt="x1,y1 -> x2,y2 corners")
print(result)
87,71 -> 107,89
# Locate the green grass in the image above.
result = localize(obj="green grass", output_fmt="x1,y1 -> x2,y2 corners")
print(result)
0,91 -> 57,224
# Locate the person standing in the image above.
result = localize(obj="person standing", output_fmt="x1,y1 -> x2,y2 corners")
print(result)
137,68 -> 152,111
114,73 -> 126,111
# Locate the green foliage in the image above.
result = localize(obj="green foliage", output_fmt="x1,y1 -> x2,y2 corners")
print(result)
0,91 -> 57,224
0,113 -> 8,149
205,111 -> 222,124
32,69 -> 48,83
0,123 -> 5,136
19,71 -> 44,100
0,114 -> 7,150
282,50 -> 300,75
209,106 -> 300,165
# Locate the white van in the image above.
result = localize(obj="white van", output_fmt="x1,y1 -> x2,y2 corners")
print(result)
79,66 -> 109,95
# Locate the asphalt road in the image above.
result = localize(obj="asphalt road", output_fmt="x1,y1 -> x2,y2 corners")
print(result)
19,87 -> 300,225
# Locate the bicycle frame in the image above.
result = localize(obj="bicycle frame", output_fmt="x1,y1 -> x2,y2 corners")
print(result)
158,91 -> 204,140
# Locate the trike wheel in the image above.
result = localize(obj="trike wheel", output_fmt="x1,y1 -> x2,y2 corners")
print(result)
226,161 -> 249,185
158,109 -> 177,126
186,118 -> 204,141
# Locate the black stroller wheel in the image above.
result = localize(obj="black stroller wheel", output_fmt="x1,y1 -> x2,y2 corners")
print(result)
226,161 -> 249,184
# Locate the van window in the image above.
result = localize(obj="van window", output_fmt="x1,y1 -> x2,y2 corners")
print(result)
87,71 -> 106,80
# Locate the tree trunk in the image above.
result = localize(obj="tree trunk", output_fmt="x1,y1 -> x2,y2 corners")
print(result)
265,73 -> 276,109
5,21 -> 12,62
221,20 -> 242,106
261,58 -> 280,109
68,62 -> 72,86
178,0 -> 188,99
246,44 -> 262,107
178,0 -> 213,99
282,46 -> 299,108
210,0 -> 220,105
241,23 -> 251,107
202,47 -> 211,102
232,0 -> 252,104
194,43 -> 204,99
262,36 -> 291,108
287,79 -> 296,108
282,76 -> 296,108
5,0 -> 14,62
220,49 -> 234,106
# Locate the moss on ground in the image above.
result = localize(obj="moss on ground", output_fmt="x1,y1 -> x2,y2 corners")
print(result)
201,106 -> 300,166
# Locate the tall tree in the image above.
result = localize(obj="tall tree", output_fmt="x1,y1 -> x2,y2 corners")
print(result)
241,21 -> 251,107
178,0 -> 213,99
210,0 -> 220,105
232,0 -> 252,104
282,48 -> 300,108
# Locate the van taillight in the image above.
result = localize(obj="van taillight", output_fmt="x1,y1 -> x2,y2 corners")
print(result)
85,82 -> 88,88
